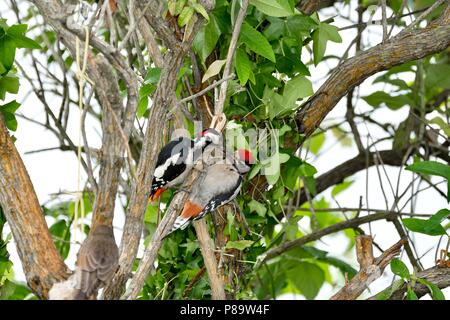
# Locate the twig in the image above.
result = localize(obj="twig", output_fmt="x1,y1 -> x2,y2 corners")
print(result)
215,0 -> 248,114
380,0 -> 388,42
179,74 -> 235,104
404,0 -> 446,31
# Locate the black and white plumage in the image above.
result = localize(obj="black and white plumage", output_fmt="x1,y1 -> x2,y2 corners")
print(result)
149,128 -> 221,201
168,149 -> 254,234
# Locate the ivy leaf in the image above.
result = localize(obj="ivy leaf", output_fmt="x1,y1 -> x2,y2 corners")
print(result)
202,59 -> 227,83
390,258 -> 410,280
240,22 -> 276,62
283,75 -> 313,105
248,199 -> 267,217
249,0 -> 294,17
312,22 -> 342,65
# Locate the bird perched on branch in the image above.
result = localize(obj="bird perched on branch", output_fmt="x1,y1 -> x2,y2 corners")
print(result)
167,148 -> 255,235
149,128 -> 222,201
72,225 -> 119,299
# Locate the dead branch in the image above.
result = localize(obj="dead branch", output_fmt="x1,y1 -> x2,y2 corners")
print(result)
330,236 -> 406,300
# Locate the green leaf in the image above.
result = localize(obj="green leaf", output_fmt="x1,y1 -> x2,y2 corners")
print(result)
312,22 -> 342,65
406,287 -> 418,300
2,112 -> 17,131
362,91 -> 413,110
225,240 -> 253,250
137,96 -> 148,118
192,3 -> 209,21
12,35 -> 41,49
249,0 -> 294,17
429,116 -> 450,137
402,218 -> 447,236
406,161 -> 450,202
202,59 -> 226,83
144,68 -> 161,84
49,220 -> 71,259
174,0 -> 187,16
417,278 -> 445,300
283,75 -> 313,105
248,199 -> 267,217
1,100 -> 20,113
390,258 -> 410,280
6,24 -> 27,35
0,75 -> 19,99
331,180 -> 354,197
0,61 -> 6,75
193,14 -> 222,62
0,36 -> 16,73
287,262 -> 325,299
235,48 -> 252,85
178,6 -> 195,27
298,162 -> 316,177
406,161 -> 450,180
285,15 -> 319,35
307,132 -> 325,155
240,22 -> 276,62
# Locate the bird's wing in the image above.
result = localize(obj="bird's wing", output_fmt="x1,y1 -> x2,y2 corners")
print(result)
75,235 -> 119,296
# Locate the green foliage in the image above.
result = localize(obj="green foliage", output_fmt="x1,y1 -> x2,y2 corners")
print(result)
390,258 -> 410,280
406,160 -> 450,202
402,209 -> 449,236
0,20 -> 40,131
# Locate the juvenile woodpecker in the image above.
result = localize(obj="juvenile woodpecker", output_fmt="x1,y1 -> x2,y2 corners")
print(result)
168,148 -> 254,234
149,128 -> 221,201
73,225 -> 119,299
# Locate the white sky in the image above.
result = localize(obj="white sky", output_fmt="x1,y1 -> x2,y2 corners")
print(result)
1,0 -> 449,300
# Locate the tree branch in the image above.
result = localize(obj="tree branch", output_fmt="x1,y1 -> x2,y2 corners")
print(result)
295,5 -> 450,138
369,266 -> 450,300
0,116 -> 69,299
330,236 -> 405,300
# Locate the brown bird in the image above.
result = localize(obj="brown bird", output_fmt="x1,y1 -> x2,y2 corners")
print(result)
73,224 -> 119,299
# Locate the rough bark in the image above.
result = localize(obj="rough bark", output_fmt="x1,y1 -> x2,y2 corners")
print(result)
369,266 -> 450,300
0,116 -> 69,298
330,237 -> 405,300
296,6 -> 450,138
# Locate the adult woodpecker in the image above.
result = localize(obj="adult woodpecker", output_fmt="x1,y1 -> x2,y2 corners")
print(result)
73,225 -> 119,299
149,128 -> 221,201
168,148 -> 255,234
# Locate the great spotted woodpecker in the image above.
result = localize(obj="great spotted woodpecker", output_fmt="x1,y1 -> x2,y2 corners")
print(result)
149,128 -> 221,201
167,149 -> 254,234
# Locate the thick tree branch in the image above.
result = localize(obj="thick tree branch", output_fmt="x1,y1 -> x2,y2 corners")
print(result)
369,266 -> 450,300
256,211 -> 396,266
0,116 -> 69,299
296,5 -> 450,138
